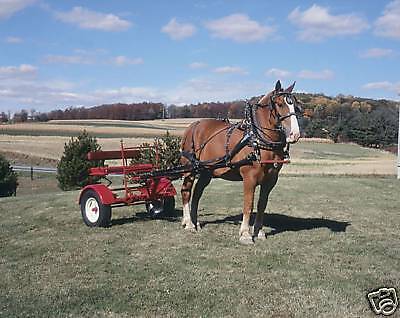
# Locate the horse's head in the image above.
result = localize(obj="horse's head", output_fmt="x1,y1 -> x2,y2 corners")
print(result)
259,80 -> 301,144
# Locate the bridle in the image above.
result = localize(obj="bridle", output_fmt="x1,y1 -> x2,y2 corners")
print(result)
244,91 -> 303,154
269,92 -> 302,121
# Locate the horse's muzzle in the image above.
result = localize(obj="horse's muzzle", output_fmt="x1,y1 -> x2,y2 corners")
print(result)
286,132 -> 300,144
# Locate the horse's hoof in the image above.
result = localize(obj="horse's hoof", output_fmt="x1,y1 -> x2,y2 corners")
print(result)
181,218 -> 192,227
255,230 -> 267,241
182,222 -> 197,232
239,235 -> 254,245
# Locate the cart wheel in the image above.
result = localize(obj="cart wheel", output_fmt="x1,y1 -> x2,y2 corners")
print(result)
146,196 -> 175,218
164,196 -> 175,215
80,189 -> 111,227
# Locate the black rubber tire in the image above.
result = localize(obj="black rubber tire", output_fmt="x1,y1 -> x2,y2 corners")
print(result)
164,196 -> 175,215
146,196 -> 175,218
80,189 -> 111,227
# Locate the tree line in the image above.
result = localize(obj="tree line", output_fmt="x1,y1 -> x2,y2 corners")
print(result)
4,93 -> 399,148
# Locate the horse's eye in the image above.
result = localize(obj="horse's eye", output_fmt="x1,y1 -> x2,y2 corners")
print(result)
284,96 -> 294,106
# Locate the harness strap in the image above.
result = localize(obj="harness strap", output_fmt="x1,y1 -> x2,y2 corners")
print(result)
180,95 -> 299,174
193,125 -> 231,155
225,123 -> 239,159
190,121 -> 202,155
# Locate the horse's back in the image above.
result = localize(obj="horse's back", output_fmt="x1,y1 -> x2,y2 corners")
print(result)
181,119 -> 231,161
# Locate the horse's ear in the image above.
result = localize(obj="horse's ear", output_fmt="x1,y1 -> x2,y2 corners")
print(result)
275,80 -> 282,92
285,81 -> 296,93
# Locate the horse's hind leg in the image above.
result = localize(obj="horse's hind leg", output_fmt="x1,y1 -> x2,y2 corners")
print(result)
190,172 -> 212,230
181,174 -> 196,230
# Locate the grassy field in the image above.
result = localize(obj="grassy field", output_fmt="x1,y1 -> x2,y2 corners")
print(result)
1,175 -> 399,317
0,119 -> 201,138
1,120 -> 399,316
286,142 -> 396,176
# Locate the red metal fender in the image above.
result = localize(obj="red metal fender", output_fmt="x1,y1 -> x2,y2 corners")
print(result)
147,177 -> 177,198
78,184 -> 116,205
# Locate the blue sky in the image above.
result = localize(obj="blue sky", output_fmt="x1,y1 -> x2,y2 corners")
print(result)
0,0 -> 399,112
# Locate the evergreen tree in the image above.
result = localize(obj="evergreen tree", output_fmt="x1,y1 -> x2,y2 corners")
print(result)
57,131 -> 102,190
0,155 -> 18,197
131,132 -> 182,170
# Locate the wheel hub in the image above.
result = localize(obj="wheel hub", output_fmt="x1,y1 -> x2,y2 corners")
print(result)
85,198 -> 100,223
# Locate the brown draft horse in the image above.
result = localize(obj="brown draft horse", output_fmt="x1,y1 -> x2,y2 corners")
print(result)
180,80 -> 301,244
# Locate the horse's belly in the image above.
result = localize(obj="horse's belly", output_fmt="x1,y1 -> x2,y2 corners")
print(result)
214,168 -> 243,181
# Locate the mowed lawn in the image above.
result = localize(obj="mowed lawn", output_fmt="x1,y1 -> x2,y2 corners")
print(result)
1,175 -> 399,317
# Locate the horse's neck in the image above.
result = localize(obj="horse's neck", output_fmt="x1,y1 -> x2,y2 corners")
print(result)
255,107 -> 276,130
258,93 -> 271,106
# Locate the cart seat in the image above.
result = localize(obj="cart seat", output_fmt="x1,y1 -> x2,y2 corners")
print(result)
89,164 -> 154,176
87,149 -> 141,161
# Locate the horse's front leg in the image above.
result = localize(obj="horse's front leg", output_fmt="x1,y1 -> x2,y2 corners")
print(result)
181,174 -> 196,230
254,174 -> 278,241
239,177 -> 256,245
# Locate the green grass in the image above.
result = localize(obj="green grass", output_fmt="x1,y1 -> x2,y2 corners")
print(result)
13,172 -> 59,196
291,142 -> 386,160
1,176 -> 399,317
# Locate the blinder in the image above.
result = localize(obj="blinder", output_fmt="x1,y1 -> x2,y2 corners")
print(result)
262,92 -> 304,122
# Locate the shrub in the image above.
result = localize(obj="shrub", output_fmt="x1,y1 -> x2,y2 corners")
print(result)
0,155 -> 18,197
131,132 -> 182,170
57,131 -> 102,190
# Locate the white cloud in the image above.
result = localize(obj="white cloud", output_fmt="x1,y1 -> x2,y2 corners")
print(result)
0,64 -> 86,108
265,68 -> 292,78
0,64 -> 37,79
43,52 -> 143,67
213,66 -> 248,75
360,48 -> 394,58
374,0 -> 400,39
0,70 -> 265,110
0,0 -> 35,19
166,78 -> 263,105
288,5 -> 368,42
297,69 -> 334,80
43,54 -> 94,65
5,36 -> 23,43
93,87 -> 162,103
363,81 -> 400,93
55,6 -> 131,31
111,56 -> 144,66
189,62 -> 208,69
0,62 -> 159,108
161,18 -> 196,40
266,67 -> 333,80
205,13 -> 275,43
43,79 -> 76,91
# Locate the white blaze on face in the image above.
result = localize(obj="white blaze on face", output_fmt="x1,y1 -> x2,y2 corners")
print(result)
284,97 -> 300,143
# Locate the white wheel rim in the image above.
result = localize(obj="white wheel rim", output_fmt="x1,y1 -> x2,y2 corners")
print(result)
85,197 -> 100,223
